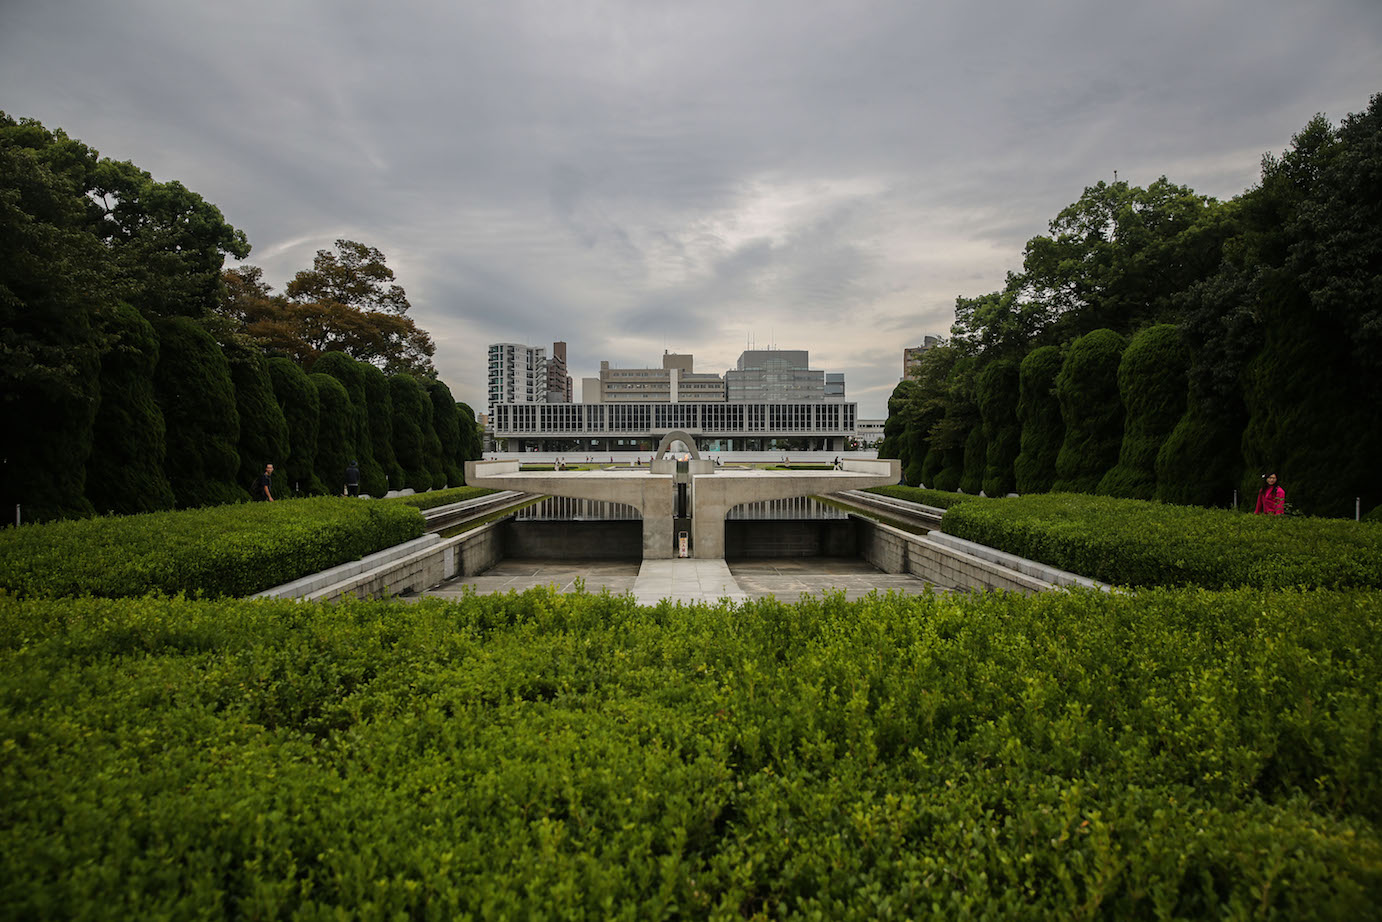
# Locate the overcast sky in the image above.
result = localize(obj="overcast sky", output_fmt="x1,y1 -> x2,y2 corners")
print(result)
3,1 -> 1379,416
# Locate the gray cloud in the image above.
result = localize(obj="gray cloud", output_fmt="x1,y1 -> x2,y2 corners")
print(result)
2,0 -> 1379,416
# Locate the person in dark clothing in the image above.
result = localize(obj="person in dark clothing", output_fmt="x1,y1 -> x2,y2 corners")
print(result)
344,460 -> 361,497
253,463 -> 275,502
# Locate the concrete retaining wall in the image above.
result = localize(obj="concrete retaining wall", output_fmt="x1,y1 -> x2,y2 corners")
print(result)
725,519 -> 858,558
255,521 -> 506,603
502,520 -> 642,559
855,516 -> 1084,594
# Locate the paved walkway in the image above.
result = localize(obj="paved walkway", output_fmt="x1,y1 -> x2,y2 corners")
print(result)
424,557 -> 938,604
631,559 -> 749,606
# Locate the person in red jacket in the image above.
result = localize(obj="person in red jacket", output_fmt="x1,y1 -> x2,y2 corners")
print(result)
1254,472 -> 1285,515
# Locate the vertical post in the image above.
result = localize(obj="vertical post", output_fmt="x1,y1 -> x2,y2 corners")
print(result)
1358,497 -> 1362,522
14,504 -> 19,527
1232,490 -> 1237,511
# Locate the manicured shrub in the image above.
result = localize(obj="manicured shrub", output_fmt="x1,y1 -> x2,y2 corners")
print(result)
0,495 -> 423,598
941,492 -> 1382,589
1052,329 -> 1126,493
1013,345 -> 1063,494
385,485 -> 496,511
976,358 -> 1020,496
1098,324 -> 1187,499
153,316 -> 243,507
86,302 -> 175,515
310,373 -> 352,496
389,373 -> 430,491
959,425 -> 986,494
865,484 -> 989,510
919,446 -> 944,487
1239,302 -> 1380,517
419,384 -> 447,489
361,362 -> 405,492
455,401 -> 482,469
265,357 -> 323,495
1154,383 -> 1245,508
312,352 -> 387,497
1,588 -> 1378,918
424,378 -> 464,489
225,341 -> 289,498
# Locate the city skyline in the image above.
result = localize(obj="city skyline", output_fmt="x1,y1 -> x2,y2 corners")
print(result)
3,0 -> 1378,417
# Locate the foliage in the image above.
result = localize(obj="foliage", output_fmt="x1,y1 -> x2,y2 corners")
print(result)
312,352 -> 387,497
230,241 -> 435,375
0,496 -> 423,599
310,373 -> 353,497
385,485 -> 496,511
389,373 -> 430,491
1097,324 -> 1187,499
975,358 -> 1020,496
0,588 -> 1378,918
455,401 -> 483,469
1052,329 -> 1125,493
86,302 -> 176,515
265,357 -> 323,496
361,362 -> 405,491
0,115 -> 109,521
942,492 -> 1382,589
864,485 -> 989,510
224,340 -> 290,497
424,378 -> 464,489
959,424 -> 986,495
153,317 -> 244,508
1013,346 -> 1063,494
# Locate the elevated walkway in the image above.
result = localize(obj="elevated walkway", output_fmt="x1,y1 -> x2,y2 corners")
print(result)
464,457 -> 900,559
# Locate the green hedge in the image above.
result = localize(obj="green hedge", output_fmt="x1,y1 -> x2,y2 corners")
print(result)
865,484 -> 989,510
942,493 -> 1382,589
386,486 -> 497,511
0,497 -> 423,599
1,588 -> 1378,918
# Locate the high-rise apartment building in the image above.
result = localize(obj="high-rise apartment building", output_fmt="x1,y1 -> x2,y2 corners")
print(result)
903,336 -> 942,378
487,342 -> 547,416
546,341 -> 573,404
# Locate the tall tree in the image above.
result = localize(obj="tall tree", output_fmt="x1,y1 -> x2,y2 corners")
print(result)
224,340 -> 290,497
313,352 -> 387,497
1013,346 -> 1064,494
0,115 -> 112,521
1097,324 -> 1187,499
976,358 -> 1021,496
266,357 -> 323,495
153,317 -> 243,507
86,302 -> 176,515
424,379 -> 464,489
389,374 -> 430,492
1052,329 -> 1126,493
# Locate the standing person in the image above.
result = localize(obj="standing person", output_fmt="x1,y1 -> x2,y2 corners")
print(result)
252,463 -> 275,502
1254,472 -> 1285,515
344,460 -> 360,497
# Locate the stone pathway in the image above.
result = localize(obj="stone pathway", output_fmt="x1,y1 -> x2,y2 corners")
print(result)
730,558 -> 943,601
631,559 -> 749,606
423,557 -> 938,605
424,560 -> 640,597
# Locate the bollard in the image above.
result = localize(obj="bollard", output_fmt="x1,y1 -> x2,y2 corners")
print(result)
1232,490 -> 1237,511
14,503 -> 20,527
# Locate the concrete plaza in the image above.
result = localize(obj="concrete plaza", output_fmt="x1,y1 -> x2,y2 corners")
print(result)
422,557 -> 938,605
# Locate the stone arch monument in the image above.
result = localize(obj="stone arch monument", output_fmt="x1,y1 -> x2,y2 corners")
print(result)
654,430 -> 700,460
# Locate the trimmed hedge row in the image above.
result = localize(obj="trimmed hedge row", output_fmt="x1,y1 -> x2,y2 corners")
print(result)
942,493 -> 1382,589
865,484 -> 990,510
0,497 -> 424,599
386,485 -> 497,511
1,588 -> 1378,918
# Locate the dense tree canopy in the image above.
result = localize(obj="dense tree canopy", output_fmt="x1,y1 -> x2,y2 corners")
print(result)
882,93 -> 1382,517
1,113 -> 474,520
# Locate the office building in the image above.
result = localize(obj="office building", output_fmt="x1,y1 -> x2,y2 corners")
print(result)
724,349 -> 843,402
584,351 -> 726,404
